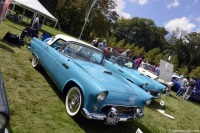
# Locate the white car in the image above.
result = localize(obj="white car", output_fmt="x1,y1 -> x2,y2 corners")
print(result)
138,62 -> 174,93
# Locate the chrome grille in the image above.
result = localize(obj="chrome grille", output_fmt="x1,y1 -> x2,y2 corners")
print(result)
101,105 -> 138,115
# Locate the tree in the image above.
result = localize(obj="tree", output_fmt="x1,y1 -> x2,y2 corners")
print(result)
54,0 -> 119,40
113,17 -> 168,51
145,48 -> 161,64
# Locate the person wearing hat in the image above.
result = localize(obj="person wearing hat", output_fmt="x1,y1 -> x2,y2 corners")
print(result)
176,76 -> 189,97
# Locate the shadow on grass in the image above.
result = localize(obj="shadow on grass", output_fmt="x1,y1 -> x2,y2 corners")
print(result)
0,41 -> 15,53
35,67 -> 65,102
147,100 -> 166,111
168,93 -> 179,100
4,19 -> 31,29
73,116 -> 151,133
1,40 -> 23,49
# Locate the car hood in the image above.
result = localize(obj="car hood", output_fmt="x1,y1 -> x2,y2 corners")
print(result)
120,67 -> 147,86
74,60 -> 144,95
138,67 -> 158,79
120,67 -> 165,92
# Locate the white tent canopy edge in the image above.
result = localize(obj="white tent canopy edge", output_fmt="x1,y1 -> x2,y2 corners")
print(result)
12,0 -> 58,28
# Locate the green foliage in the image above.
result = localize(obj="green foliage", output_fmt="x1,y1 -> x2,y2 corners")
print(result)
146,48 -> 161,64
170,55 -> 178,70
123,43 -> 131,50
108,37 -> 117,47
178,67 -> 189,76
189,67 -> 200,79
116,39 -> 125,49
138,47 -> 146,57
155,53 -> 163,64
113,17 -> 168,51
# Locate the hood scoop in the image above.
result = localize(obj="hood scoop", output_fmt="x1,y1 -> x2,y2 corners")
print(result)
103,70 -> 112,75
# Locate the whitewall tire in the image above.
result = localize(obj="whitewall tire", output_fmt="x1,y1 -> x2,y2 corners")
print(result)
65,86 -> 83,117
32,54 -> 40,68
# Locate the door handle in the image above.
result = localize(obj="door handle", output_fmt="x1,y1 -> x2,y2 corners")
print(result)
45,47 -> 48,50
62,63 -> 69,69
118,70 -> 123,73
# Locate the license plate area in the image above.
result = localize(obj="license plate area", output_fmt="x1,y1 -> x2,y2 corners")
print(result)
104,117 -> 120,125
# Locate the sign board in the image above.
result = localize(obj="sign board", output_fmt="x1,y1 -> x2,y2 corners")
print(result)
159,59 -> 174,82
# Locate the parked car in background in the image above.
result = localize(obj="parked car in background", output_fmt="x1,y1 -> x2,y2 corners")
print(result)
171,75 -> 200,102
28,34 -> 153,125
138,62 -> 174,94
104,55 -> 166,98
0,73 -> 10,133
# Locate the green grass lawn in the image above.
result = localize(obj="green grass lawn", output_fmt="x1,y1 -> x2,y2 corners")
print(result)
0,19 -> 200,133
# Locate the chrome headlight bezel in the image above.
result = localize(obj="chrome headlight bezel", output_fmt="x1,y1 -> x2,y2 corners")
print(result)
97,91 -> 108,102
146,99 -> 152,105
0,113 -> 8,130
142,83 -> 148,88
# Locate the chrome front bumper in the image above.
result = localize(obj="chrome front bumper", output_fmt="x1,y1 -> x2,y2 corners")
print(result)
81,107 -> 144,122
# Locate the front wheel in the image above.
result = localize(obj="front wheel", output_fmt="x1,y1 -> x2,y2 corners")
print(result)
32,54 -> 40,69
65,86 -> 83,118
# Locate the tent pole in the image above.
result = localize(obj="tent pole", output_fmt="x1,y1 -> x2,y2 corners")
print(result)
54,20 -> 58,29
22,9 -> 26,20
42,18 -> 45,25
12,4 -> 15,11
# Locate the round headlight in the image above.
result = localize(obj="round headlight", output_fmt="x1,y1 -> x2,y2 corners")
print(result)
143,83 -> 148,88
97,91 -> 108,102
146,99 -> 152,105
0,113 -> 7,130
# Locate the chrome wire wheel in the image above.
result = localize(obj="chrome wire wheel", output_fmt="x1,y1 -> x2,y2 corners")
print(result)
65,86 -> 82,117
32,54 -> 39,68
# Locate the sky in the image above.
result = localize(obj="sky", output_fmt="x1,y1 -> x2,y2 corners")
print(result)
113,0 -> 200,34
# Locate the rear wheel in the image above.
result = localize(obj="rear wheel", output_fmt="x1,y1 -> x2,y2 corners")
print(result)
32,54 -> 40,69
65,86 -> 83,118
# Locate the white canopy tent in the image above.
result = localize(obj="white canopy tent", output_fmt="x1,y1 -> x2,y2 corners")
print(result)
11,0 -> 58,28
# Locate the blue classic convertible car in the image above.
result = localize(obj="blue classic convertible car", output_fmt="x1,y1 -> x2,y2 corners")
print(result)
104,55 -> 166,98
0,73 -> 10,133
28,34 -> 153,125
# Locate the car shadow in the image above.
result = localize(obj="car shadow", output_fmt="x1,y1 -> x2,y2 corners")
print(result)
147,100 -> 166,111
0,41 -> 15,53
35,67 -> 65,103
73,116 -> 151,133
168,93 -> 179,100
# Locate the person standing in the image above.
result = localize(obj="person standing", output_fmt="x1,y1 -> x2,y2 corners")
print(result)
183,77 -> 197,100
91,37 -> 99,48
154,64 -> 160,76
98,39 -> 107,51
134,53 -> 143,69
176,76 -> 189,97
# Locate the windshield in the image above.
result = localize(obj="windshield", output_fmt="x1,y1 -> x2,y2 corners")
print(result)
60,41 -> 104,64
107,55 -> 136,69
141,64 -> 152,71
